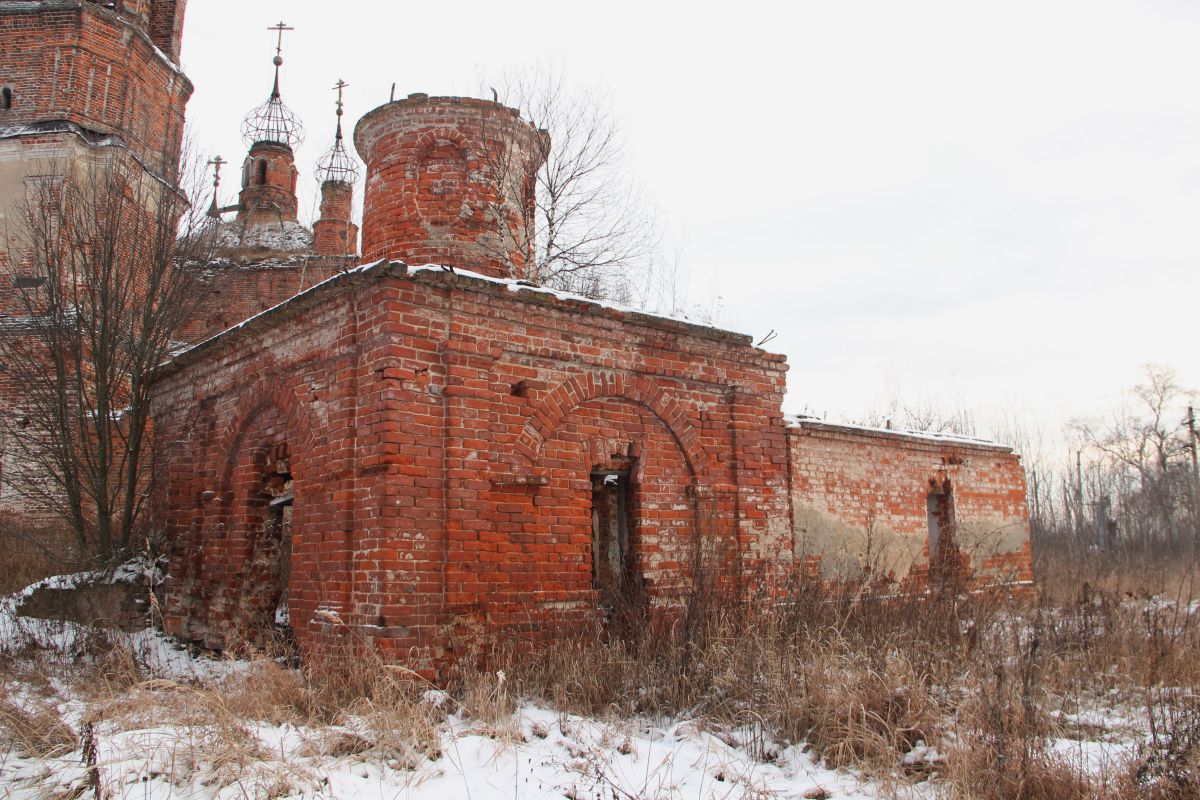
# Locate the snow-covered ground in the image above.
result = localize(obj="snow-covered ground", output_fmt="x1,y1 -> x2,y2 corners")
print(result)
0,571 -> 923,800
3,700 -> 918,800
0,569 -> 1156,799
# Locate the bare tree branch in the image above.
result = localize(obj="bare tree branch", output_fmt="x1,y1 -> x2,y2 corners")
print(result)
479,68 -> 662,302
0,144 -> 215,564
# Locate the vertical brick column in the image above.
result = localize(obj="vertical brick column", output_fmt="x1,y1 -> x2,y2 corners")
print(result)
312,180 -> 358,256
148,0 -> 188,63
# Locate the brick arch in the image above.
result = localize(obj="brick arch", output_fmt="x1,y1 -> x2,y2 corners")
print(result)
402,127 -> 483,231
517,373 -> 708,476
217,378 -> 318,498
404,127 -> 477,179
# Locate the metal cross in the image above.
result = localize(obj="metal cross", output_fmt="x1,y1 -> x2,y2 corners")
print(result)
332,79 -> 349,117
268,21 -> 294,58
206,155 -> 226,188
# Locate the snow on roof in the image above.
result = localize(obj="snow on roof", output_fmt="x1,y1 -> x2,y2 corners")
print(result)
160,260 -> 760,376
405,263 -> 750,337
785,414 -> 1011,451
159,259 -> 389,369
216,220 -> 313,253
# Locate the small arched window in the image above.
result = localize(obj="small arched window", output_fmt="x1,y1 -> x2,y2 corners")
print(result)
255,159 -> 268,186
1,88 -> 13,111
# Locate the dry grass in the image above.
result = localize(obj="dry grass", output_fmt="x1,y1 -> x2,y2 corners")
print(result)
0,544 -> 1195,798
0,691 -> 76,758
464,548 -> 1200,798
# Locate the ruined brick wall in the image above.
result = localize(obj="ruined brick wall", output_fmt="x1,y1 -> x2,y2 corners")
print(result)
354,95 -> 546,280
153,286 -> 362,651
787,420 -> 1032,589
0,1 -> 192,177
152,263 -> 792,671
178,255 -> 355,344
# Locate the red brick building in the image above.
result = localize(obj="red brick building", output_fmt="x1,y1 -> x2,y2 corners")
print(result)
1,4 -> 1032,670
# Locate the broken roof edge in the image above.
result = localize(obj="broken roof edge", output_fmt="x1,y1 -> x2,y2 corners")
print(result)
785,415 -> 1015,453
156,259 -> 775,381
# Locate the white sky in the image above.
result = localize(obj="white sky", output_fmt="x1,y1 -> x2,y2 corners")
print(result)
180,1 -> 1199,453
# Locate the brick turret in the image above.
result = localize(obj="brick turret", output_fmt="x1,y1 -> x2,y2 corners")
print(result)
353,94 -> 547,280
235,26 -> 303,226
312,80 -> 359,256
312,180 -> 357,256
237,141 -> 299,224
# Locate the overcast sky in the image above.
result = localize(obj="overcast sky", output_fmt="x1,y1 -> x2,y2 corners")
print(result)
180,1 -> 1199,455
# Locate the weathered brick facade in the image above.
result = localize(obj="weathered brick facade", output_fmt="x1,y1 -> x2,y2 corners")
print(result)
312,180 -> 357,257
152,262 -> 795,668
178,254 -> 355,343
0,1 -> 193,522
236,141 -> 300,226
354,95 -> 546,280
788,420 -> 1032,588
0,0 -> 191,176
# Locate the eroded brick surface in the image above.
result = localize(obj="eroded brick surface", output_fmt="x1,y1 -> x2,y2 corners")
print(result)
152,264 -> 794,670
0,1 -> 191,175
788,420 -> 1032,590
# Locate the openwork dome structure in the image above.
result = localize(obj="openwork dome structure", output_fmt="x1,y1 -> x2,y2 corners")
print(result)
241,67 -> 304,150
316,130 -> 359,185
316,82 -> 359,185
242,25 -> 304,150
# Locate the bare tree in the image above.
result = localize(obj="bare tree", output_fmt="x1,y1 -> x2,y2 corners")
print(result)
0,150 -> 214,564
481,69 -> 662,302
1069,364 -> 1197,553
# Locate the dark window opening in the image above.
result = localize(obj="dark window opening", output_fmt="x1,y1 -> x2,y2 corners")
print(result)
256,442 -> 295,650
926,479 -> 958,587
1,88 -> 12,111
591,469 -> 632,611
255,159 -> 267,186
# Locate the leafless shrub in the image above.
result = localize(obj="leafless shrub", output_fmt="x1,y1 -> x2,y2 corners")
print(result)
1128,699 -> 1200,799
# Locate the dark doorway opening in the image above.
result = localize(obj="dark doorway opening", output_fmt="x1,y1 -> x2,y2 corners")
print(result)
926,479 -> 959,588
591,469 -> 633,612
255,442 -> 294,653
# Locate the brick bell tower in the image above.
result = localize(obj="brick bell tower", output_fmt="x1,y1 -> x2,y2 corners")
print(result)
353,94 -> 548,280
0,0 -> 191,284
312,80 -> 359,257
0,1 -> 191,173
236,22 -> 303,226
